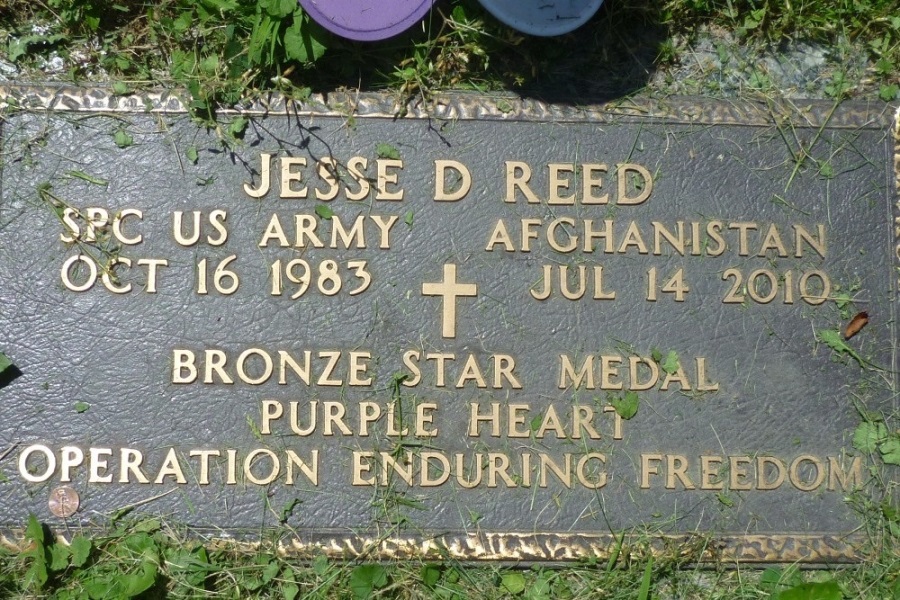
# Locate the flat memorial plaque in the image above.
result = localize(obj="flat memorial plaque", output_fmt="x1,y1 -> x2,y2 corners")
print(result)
0,87 -> 897,563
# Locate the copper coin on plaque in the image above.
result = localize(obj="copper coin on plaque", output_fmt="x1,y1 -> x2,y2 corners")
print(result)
48,486 -> 80,518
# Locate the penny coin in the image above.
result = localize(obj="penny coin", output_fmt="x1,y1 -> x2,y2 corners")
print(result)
48,486 -> 80,518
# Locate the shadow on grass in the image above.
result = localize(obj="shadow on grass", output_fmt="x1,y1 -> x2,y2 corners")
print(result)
304,0 -> 669,104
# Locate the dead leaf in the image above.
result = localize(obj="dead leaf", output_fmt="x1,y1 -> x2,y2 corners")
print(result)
844,311 -> 869,340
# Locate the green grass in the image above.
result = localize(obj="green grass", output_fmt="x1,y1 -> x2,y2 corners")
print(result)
1,0 -> 898,110
2,514 -> 896,599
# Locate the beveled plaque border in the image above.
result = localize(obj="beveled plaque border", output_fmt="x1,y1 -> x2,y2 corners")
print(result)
0,83 -> 895,128
277,531 -> 873,564
0,85 -> 897,564
0,530 -> 876,564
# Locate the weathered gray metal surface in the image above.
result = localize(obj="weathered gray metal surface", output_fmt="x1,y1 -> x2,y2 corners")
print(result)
0,87 -> 896,562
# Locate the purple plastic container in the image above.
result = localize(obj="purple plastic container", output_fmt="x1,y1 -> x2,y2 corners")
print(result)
299,0 -> 436,41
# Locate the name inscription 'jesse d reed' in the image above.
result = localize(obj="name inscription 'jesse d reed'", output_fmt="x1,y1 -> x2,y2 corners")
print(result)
0,89 -> 897,563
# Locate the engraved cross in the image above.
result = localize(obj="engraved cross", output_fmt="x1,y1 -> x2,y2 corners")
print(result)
422,263 -> 478,338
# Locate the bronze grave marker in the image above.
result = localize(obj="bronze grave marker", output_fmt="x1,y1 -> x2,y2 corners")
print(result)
1,87 -> 897,562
